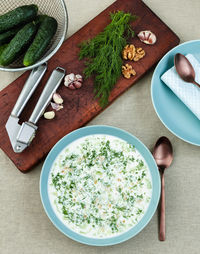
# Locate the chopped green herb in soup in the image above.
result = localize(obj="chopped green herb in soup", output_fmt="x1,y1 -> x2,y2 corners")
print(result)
48,135 -> 152,238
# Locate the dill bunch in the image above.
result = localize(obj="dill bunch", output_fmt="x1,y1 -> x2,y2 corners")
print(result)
79,11 -> 137,107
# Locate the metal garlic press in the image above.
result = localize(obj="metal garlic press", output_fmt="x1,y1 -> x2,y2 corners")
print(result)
5,64 -> 65,153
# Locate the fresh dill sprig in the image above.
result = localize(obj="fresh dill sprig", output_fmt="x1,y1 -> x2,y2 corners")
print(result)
79,11 -> 137,107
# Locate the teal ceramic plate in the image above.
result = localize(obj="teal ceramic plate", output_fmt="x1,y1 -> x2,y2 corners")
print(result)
151,40 -> 200,146
40,126 -> 160,246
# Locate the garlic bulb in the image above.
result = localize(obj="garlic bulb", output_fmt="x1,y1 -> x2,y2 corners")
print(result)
64,73 -> 83,89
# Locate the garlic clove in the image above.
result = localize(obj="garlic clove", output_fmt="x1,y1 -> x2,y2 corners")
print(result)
73,81 -> 82,89
64,73 -> 76,87
53,93 -> 63,104
137,30 -> 156,45
76,74 -> 83,82
44,111 -> 55,120
68,73 -> 76,81
51,102 -> 63,111
68,84 -> 76,90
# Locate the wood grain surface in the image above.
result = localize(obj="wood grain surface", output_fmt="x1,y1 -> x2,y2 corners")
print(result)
0,0 -> 180,172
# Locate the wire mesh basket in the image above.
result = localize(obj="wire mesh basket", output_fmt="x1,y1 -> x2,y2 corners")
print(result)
0,0 -> 68,72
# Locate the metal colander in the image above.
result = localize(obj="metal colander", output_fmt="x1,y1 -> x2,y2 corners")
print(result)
0,0 -> 68,72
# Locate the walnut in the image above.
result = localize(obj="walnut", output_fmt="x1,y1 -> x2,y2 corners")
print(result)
133,47 -> 145,61
122,64 -> 136,79
122,44 -> 136,60
122,44 -> 145,62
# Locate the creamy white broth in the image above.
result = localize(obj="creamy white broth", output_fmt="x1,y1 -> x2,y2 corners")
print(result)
48,135 -> 152,238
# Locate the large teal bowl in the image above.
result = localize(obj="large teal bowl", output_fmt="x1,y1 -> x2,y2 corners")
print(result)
40,126 -> 160,246
151,40 -> 200,146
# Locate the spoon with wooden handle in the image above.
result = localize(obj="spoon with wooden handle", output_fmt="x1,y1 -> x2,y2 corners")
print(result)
153,137 -> 173,241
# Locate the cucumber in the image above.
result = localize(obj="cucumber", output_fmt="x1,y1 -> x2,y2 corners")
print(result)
0,15 -> 44,46
0,26 -> 21,46
0,22 -> 38,66
0,5 -> 38,33
23,16 -> 58,66
34,15 -> 48,26
0,44 -> 7,56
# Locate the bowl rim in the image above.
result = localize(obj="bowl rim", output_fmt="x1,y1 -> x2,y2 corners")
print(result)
40,125 -> 161,246
0,0 -> 68,72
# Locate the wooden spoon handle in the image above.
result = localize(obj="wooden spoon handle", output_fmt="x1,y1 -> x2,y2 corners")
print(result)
159,172 -> 165,241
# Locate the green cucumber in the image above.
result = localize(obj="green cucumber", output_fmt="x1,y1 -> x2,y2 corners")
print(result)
23,16 -> 58,66
34,15 -> 48,26
0,44 -> 7,56
0,26 -> 21,46
0,15 -> 44,46
0,22 -> 38,66
0,5 -> 38,33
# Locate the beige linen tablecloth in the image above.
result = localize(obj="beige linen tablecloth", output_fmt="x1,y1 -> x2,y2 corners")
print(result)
0,1 -> 200,253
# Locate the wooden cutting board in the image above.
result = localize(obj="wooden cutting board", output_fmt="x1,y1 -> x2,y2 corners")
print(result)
0,0 -> 179,172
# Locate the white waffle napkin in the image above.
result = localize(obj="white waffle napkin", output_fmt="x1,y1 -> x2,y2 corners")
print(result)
161,54 -> 200,120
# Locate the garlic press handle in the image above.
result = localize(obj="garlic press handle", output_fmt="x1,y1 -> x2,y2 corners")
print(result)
29,67 -> 65,125
11,63 -> 48,117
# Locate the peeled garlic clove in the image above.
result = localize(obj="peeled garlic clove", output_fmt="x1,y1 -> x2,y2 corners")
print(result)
64,73 -> 76,87
53,93 -> 63,104
44,111 -> 55,120
137,30 -> 156,45
51,102 -> 63,111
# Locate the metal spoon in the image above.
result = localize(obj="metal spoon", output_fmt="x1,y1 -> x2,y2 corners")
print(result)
174,53 -> 200,88
153,136 -> 173,241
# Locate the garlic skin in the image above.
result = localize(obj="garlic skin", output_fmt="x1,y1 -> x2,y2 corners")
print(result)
44,111 -> 55,120
53,93 -> 63,104
137,31 -> 157,45
64,73 -> 83,89
51,102 -> 63,111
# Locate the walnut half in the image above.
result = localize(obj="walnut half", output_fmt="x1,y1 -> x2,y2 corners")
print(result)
122,44 -> 146,62
133,47 -> 145,62
122,44 -> 136,60
122,64 -> 136,79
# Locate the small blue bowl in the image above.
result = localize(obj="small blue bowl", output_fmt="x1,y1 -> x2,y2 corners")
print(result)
151,40 -> 200,146
40,125 -> 160,246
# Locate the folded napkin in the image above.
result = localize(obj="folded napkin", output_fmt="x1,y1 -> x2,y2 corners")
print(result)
161,54 -> 200,120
